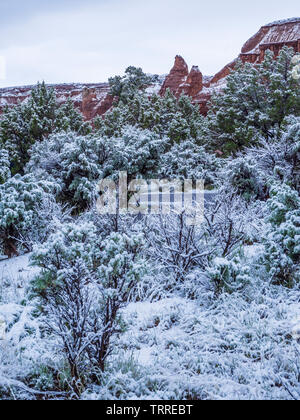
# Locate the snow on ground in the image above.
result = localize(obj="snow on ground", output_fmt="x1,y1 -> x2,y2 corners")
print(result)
1,253 -> 300,400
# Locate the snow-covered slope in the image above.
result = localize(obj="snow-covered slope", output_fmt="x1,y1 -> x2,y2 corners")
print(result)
2,251 -> 300,400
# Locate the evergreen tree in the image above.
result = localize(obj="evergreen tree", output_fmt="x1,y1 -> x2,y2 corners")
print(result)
160,139 -> 221,186
247,116 -> 300,194
0,174 -> 55,257
222,156 -> 264,200
26,132 -> 106,212
109,66 -> 153,104
27,81 -> 57,140
55,97 -> 92,135
0,102 -> 34,174
263,183 -> 300,287
0,82 -> 90,174
101,126 -> 166,181
95,89 -> 204,145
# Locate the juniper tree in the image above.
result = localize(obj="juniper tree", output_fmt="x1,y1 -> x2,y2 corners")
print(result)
55,97 -> 91,135
246,116 -> 300,194
95,89 -> 204,145
109,66 -> 153,105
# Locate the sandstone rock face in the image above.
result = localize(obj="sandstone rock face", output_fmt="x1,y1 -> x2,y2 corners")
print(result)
0,83 -> 111,120
0,18 -> 299,120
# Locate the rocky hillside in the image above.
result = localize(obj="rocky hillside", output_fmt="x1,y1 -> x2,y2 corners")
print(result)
0,82 -> 113,120
0,18 -> 299,119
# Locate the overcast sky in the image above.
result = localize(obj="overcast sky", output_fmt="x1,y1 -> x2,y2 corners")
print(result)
0,0 -> 299,88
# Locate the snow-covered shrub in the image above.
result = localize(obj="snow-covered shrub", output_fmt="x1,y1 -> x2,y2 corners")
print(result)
280,117 -> 300,192
108,66 -> 153,105
0,175 -> 55,257
204,193 -> 251,257
0,148 -> 11,184
54,98 -> 91,135
0,82 -> 56,174
207,47 -> 300,154
263,183 -> 300,287
144,212 -> 214,288
95,88 -> 204,145
27,132 -> 106,212
247,117 -> 300,193
31,223 -> 147,396
160,139 -> 221,186
207,256 -> 251,296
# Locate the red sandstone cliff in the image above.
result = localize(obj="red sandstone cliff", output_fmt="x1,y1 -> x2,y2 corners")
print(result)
0,18 -> 299,119
0,82 -> 112,120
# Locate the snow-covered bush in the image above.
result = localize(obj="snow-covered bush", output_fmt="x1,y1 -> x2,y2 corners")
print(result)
283,118 -> 300,191
102,126 -> 166,181
0,148 -> 11,184
160,139 -> 221,186
144,212 -> 214,288
108,66 -> 153,105
204,193 -> 252,257
27,132 -> 106,212
0,175 -> 55,257
55,98 -> 91,135
31,223 -> 147,396
0,82 -> 90,175
247,117 -> 300,193
95,89 -> 204,145
263,183 -> 300,287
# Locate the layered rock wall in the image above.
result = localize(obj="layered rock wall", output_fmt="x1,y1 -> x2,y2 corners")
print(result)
160,18 -> 300,114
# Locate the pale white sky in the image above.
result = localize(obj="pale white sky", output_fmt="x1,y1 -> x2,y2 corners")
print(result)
0,0 -> 299,87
